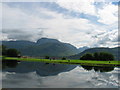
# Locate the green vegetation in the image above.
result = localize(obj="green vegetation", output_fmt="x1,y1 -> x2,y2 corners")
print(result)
6,49 -> 20,57
80,53 -> 94,60
70,47 -> 120,60
1,45 -> 20,57
62,57 -> 66,60
45,56 -> 50,59
1,45 -> 7,55
2,56 -> 120,67
80,52 -> 114,61
1,45 -> 119,67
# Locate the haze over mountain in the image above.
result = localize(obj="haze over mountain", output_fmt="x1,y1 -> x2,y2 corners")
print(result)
69,47 -> 120,60
78,46 -> 89,53
2,38 -> 80,57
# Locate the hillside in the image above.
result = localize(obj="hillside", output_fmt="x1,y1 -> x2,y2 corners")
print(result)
78,46 -> 89,53
2,38 -> 79,57
69,47 -> 120,60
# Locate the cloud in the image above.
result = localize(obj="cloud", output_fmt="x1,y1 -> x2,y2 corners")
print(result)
2,28 -> 45,41
95,0 -> 119,2
56,1 -> 118,25
0,3 -> 2,31
1,2 -> 118,48
93,29 -> 118,47
2,0 -> 120,2
97,3 -> 118,25
56,0 -> 96,16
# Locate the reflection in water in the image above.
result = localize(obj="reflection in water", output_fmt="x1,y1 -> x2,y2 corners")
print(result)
81,65 -> 115,72
2,60 -> 119,88
2,60 -> 116,74
2,60 -> 19,69
2,60 -> 77,76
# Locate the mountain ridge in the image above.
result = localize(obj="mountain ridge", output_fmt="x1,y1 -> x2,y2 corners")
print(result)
2,38 -> 119,60
69,47 -> 120,60
2,38 -> 79,57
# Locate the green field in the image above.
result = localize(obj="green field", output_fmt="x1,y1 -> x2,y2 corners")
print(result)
1,56 -> 120,67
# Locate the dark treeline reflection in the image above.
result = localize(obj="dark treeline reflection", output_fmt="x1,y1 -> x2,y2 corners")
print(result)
2,60 -> 77,76
2,60 -> 19,69
2,60 -> 115,75
81,65 -> 115,72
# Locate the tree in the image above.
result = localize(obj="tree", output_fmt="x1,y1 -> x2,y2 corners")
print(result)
80,52 -> 114,61
98,52 -> 114,61
45,56 -> 50,59
80,53 -> 94,60
93,52 -> 99,60
2,45 -> 7,56
62,57 -> 66,60
6,48 -> 20,57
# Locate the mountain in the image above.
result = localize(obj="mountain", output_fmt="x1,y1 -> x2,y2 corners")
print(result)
37,38 -> 60,45
69,47 -> 120,60
2,38 -> 79,57
78,46 -> 89,52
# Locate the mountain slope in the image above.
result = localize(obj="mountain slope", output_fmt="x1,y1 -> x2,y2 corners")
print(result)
78,46 -> 89,53
2,38 -> 79,57
37,38 -> 60,45
69,47 -> 120,60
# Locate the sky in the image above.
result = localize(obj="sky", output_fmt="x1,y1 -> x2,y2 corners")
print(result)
1,0 -> 119,48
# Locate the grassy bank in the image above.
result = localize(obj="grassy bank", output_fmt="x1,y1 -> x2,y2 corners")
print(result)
1,56 -> 120,67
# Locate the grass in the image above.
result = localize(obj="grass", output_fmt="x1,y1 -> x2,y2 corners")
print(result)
2,56 -> 120,67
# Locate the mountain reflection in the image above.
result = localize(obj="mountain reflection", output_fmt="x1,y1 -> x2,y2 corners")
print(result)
81,65 -> 115,72
2,60 -> 116,76
2,60 -> 77,76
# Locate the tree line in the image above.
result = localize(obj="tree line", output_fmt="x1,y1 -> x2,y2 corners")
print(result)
80,52 -> 114,61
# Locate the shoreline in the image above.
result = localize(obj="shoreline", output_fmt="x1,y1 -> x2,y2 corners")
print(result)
2,56 -> 120,67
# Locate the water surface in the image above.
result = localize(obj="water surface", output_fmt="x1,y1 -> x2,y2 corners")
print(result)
2,60 -> 120,88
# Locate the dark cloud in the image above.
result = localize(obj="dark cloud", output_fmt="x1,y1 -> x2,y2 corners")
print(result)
92,30 -> 119,47
98,36 -> 110,45
2,28 -> 46,41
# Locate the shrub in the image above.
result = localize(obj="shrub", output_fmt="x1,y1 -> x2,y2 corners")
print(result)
6,48 -> 20,57
80,53 -> 94,60
62,57 -> 66,60
45,56 -> 50,59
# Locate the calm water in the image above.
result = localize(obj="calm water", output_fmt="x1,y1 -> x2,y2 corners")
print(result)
1,60 -> 120,88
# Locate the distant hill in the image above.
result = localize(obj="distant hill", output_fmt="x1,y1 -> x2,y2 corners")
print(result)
78,46 -> 89,53
2,38 -> 119,60
69,47 -> 120,60
2,38 -> 79,57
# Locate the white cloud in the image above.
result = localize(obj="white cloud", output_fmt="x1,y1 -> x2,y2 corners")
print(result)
1,33 -> 9,41
1,2 -> 118,48
1,0 -> 56,2
56,0 -> 96,16
2,0 -> 120,2
56,1 -> 118,25
0,3 -> 2,30
2,4 -> 30,29
2,3 -> 94,45
97,3 -> 118,25
94,0 -> 119,2
93,29 -> 118,47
